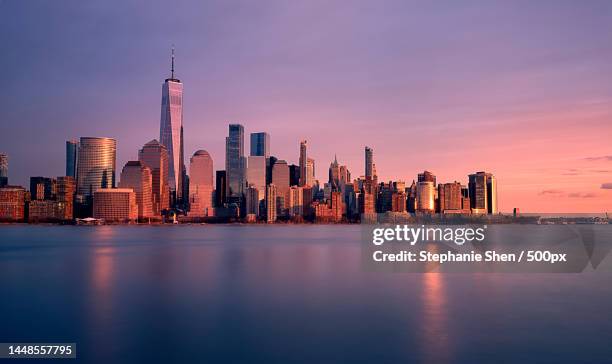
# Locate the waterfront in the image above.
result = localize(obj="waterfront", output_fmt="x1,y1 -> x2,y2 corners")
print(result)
1,225 -> 612,363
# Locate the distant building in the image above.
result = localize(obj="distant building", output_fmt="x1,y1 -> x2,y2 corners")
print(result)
119,161 -> 154,219
245,185 -> 260,218
289,186 -> 303,217
438,182 -> 463,213
250,132 -> 270,158
306,158 -> 315,187
469,171 -> 498,214
365,146 -> 374,179
76,137 -> 116,200
226,124 -> 246,198
247,156 -> 266,201
0,186 -> 25,221
418,171 -> 436,187
266,184 -> 277,223
391,192 -> 407,213
272,160 -> 290,216
93,188 -> 137,222
56,176 -> 75,220
0,153 -> 7,187
65,140 -> 78,178
416,181 -> 435,213
139,139 -> 170,215
359,190 -> 375,214
188,150 -> 214,217
289,164 -> 300,187
215,170 -> 227,206
299,140 -> 308,186
30,177 -> 56,201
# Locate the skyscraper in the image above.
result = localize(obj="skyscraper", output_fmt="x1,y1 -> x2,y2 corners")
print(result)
365,146 -> 374,179
289,185 -> 303,217
266,184 -> 277,223
299,140 -> 307,186
159,47 -> 185,205
66,140 -> 78,178
215,170 -> 227,206
188,150 -> 214,217
272,160 -> 290,216
119,161 -> 153,219
76,137 -> 116,199
226,124 -> 245,198
306,158 -> 315,187
0,153 -> 7,187
438,182 -> 463,212
139,139 -> 170,215
247,155 -> 266,201
250,132 -> 270,158
468,171 -> 498,214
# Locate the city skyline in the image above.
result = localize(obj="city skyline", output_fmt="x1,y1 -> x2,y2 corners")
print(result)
1,1 -> 611,213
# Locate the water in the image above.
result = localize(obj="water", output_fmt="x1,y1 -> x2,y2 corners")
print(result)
1,225 -> 611,363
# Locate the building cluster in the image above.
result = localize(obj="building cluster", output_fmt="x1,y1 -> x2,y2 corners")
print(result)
0,51 -> 498,224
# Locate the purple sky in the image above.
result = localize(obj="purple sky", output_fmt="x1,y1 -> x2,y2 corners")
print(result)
1,0 -> 611,212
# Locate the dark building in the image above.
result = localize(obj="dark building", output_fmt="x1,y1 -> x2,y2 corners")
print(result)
66,140 -> 78,178
289,164 -> 300,187
418,170 -> 436,186
30,177 -> 56,201
215,170 -> 227,206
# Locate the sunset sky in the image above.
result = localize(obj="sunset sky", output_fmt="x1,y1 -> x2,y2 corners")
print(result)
1,0 -> 611,213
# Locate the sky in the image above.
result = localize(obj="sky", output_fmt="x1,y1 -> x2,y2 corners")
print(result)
1,0 -> 611,213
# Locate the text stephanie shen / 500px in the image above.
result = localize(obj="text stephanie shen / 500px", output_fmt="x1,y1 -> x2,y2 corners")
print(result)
372,250 -> 568,264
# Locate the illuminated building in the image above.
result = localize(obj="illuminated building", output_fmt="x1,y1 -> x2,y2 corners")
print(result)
119,161 -> 154,219
139,139 -> 170,215
93,188 -> 137,222
188,150 -> 214,217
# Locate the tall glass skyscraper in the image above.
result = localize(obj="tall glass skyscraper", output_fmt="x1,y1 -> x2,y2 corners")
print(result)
188,150 -> 214,217
66,140 -> 78,178
365,146 -> 374,179
299,140 -> 307,186
159,48 -> 185,205
250,132 -> 270,158
76,137 -> 116,198
225,124 -> 245,198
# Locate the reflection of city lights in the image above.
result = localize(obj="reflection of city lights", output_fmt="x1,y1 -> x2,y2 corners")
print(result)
421,272 -> 451,363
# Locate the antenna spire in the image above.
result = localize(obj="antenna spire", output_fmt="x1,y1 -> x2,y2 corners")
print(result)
171,45 -> 175,79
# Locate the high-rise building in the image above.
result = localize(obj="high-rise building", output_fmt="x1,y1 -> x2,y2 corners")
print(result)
359,190 -> 375,214
76,137 -> 116,199
365,146 -> 374,179
416,181 -> 435,213
65,140 -> 78,178
246,156 -> 266,201
215,170 -> 227,206
250,132 -> 270,158
330,191 -> 344,222
391,192 -> 407,213
469,171 -> 497,214
266,184 -> 277,223
329,155 -> 341,190
56,176 -> 75,220
0,186 -> 25,221
93,188 -> 138,222
0,153 -> 8,187
119,161 -> 154,219
288,186 -> 303,217
139,139 -> 170,215
245,185 -> 260,218
226,124 -> 245,198
289,164 -> 300,187
306,158 -> 315,187
299,140 -> 308,186
438,182 -> 463,213
272,160 -> 290,215
486,174 -> 498,214
159,48 -> 185,205
188,150 -> 214,217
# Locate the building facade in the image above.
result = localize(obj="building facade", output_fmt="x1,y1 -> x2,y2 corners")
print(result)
119,161 -> 154,219
76,137 -> 116,199
0,186 -> 25,221
93,188 -> 137,222
65,140 -> 78,178
250,132 -> 270,158
188,150 -> 214,217
139,139 -> 170,215
226,124 -> 245,198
